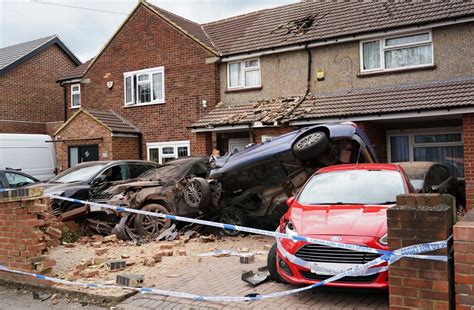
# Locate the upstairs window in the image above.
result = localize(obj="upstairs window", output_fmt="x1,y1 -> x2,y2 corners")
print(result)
71,84 -> 81,108
228,58 -> 261,89
361,31 -> 433,73
124,66 -> 164,106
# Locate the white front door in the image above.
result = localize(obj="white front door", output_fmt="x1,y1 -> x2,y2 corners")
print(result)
228,138 -> 251,153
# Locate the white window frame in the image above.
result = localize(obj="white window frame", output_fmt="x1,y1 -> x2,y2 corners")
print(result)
386,127 -> 463,163
227,58 -> 261,90
146,140 -> 190,164
123,66 -> 165,107
71,84 -> 81,108
360,30 -> 433,74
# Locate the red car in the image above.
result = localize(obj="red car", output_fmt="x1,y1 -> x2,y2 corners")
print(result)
268,163 -> 412,289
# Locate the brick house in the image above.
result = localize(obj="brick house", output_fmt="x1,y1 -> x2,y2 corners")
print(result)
56,1 -> 220,171
186,2 -> 474,209
0,35 -> 81,135
57,1 -> 474,209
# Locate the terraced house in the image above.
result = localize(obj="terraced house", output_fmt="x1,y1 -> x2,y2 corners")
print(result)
58,1 -> 473,207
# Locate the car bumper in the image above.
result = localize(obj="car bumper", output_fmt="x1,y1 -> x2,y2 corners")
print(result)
276,236 -> 389,289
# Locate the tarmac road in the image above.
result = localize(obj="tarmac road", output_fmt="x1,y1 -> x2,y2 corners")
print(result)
0,284 -> 107,310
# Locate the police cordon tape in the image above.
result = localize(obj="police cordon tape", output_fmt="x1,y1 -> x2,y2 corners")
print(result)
46,194 -> 447,261
0,194 -> 451,303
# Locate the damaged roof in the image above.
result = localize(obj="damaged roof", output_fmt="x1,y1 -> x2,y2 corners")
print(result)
202,1 -> 473,56
191,96 -> 303,128
55,109 -> 140,136
292,77 -> 474,121
192,78 -> 474,128
0,35 -> 81,75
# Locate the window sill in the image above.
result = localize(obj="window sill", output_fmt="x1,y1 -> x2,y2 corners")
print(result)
357,65 -> 436,77
123,102 -> 165,108
225,86 -> 262,93
70,106 -> 80,110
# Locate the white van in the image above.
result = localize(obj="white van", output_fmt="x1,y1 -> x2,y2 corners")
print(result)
0,134 -> 57,181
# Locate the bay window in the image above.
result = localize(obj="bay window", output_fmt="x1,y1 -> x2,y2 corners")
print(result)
124,66 -> 165,106
361,31 -> 433,73
228,58 -> 261,89
388,130 -> 464,178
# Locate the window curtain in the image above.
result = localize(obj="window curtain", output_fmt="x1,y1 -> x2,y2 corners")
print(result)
152,72 -> 163,101
363,41 -> 380,70
229,63 -> 241,87
390,136 -> 409,162
385,45 -> 432,68
245,70 -> 260,87
414,146 -> 464,177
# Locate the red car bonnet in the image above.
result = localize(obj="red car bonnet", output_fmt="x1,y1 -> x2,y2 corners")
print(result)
286,202 -> 389,238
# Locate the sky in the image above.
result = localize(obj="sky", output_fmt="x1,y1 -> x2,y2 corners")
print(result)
0,0 -> 298,62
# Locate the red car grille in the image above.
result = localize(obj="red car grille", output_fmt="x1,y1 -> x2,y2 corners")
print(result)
294,244 -> 380,264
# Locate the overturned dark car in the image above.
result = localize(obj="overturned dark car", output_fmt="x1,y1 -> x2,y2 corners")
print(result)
202,122 -> 378,234
91,122 -> 378,239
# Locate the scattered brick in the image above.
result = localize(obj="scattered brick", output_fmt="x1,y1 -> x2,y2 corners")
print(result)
83,269 -> 100,278
104,235 -> 118,243
159,243 -> 173,250
143,258 -> 156,267
95,248 -> 108,256
176,249 -> 187,256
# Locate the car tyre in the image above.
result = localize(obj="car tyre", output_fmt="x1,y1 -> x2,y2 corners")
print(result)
293,131 -> 329,160
267,243 -> 286,283
219,207 -> 248,236
134,203 -> 172,238
184,177 -> 211,209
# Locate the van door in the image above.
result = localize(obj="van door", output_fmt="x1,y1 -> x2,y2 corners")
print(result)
69,145 -> 99,167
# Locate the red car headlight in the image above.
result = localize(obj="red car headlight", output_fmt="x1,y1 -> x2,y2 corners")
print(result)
379,234 -> 388,246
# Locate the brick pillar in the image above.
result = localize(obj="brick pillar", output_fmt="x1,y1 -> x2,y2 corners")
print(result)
0,189 -> 61,284
463,113 -> 474,211
453,210 -> 474,309
387,194 -> 455,310
193,132 -> 213,156
357,121 -> 387,162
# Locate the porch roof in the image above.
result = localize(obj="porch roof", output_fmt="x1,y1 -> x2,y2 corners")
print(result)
54,109 -> 140,136
191,77 -> 474,129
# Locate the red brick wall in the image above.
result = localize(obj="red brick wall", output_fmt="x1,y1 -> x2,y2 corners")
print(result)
0,44 -> 76,134
453,210 -> 474,309
0,121 -> 46,134
358,121 -> 387,162
112,136 -> 140,160
76,4 -> 219,158
463,114 -> 474,211
0,190 -> 60,274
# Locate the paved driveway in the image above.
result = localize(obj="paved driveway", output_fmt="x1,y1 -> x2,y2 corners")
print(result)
116,251 -> 388,310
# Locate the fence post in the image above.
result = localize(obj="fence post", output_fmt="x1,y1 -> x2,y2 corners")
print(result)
387,194 -> 454,310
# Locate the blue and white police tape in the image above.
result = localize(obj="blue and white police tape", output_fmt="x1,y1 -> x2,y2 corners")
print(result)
46,194 -> 445,260
47,194 -> 448,261
0,236 -> 449,302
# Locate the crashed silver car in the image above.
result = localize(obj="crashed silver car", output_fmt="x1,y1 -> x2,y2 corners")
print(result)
88,157 -> 210,240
